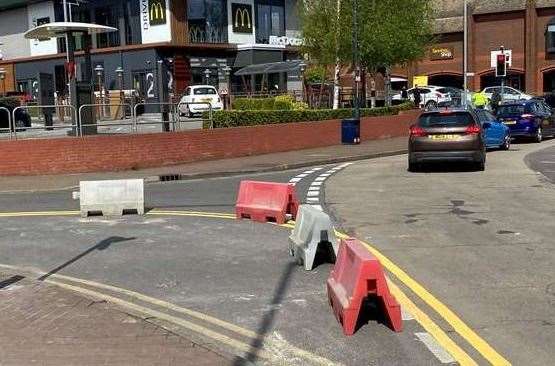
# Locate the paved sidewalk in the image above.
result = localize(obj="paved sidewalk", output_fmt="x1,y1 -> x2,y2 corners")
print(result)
0,272 -> 231,366
0,137 -> 407,192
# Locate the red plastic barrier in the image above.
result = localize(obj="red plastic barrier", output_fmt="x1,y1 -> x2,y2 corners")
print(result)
327,238 -> 402,335
235,181 -> 300,224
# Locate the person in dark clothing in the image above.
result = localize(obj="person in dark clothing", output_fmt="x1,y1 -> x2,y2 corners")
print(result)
491,88 -> 502,115
401,86 -> 408,100
413,85 -> 422,108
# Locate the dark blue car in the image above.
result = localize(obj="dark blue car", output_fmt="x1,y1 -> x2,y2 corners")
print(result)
496,100 -> 555,142
475,109 -> 511,150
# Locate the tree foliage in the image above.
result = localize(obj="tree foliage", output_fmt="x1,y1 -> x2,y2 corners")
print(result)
300,0 -> 435,70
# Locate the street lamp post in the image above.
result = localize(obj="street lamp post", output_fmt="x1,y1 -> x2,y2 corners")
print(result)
223,65 -> 232,110
204,68 -> 211,85
352,0 -> 360,119
94,64 -> 105,118
0,68 -> 6,97
115,66 -> 124,119
299,62 -> 307,104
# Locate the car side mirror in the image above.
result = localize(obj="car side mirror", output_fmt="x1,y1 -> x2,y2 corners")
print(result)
483,122 -> 491,129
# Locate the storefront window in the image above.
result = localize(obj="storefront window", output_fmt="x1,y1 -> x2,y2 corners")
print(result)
95,6 -> 121,48
256,0 -> 285,44
188,0 -> 228,44
546,19 -> 555,54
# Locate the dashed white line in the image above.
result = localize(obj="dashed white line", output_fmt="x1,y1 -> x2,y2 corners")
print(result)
306,191 -> 320,197
289,177 -> 302,183
414,332 -> 456,364
302,163 -> 355,211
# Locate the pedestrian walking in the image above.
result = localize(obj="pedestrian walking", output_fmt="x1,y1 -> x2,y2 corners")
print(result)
490,88 -> 501,115
413,85 -> 422,108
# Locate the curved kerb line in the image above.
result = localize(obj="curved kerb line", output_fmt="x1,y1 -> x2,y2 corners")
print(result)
0,209 -> 508,365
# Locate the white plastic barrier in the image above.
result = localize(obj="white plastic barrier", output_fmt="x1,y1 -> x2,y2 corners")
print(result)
289,204 -> 338,270
80,179 -> 144,217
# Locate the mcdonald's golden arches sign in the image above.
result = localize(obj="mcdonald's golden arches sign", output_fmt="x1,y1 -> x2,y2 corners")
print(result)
232,3 -> 253,33
149,0 -> 166,26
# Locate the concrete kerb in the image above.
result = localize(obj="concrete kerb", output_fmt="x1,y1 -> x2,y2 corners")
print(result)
79,179 -> 145,217
289,204 -> 338,271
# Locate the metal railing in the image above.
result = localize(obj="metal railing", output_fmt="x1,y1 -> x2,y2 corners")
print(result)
133,102 -> 179,133
78,103 -> 133,137
0,106 -> 13,139
11,105 -> 77,140
175,101 -> 213,130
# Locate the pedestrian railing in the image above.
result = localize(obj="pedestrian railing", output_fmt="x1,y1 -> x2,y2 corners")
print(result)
175,101 -> 213,130
78,103 -> 133,137
0,106 -> 13,139
133,102 -> 180,133
11,105 -> 77,140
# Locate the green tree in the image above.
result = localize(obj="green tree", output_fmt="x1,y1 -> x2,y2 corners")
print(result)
300,0 -> 435,106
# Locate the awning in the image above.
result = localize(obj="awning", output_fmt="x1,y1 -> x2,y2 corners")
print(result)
391,77 -> 408,82
24,22 -> 118,39
235,60 -> 305,76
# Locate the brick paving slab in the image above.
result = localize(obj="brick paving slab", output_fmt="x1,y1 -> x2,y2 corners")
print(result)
0,273 -> 232,366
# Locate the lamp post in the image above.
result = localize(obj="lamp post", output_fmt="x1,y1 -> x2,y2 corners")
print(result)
94,64 -> 105,117
223,65 -> 232,109
0,68 -> 6,97
299,62 -> 307,104
352,0 -> 360,119
115,66 -> 124,119
204,68 -> 211,85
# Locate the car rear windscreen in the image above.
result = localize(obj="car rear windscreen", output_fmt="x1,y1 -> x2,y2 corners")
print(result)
193,88 -> 217,95
496,105 -> 526,117
418,112 -> 474,127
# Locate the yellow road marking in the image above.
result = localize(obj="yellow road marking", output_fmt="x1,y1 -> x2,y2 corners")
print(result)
0,263 -> 336,366
334,231 -> 510,366
0,210 -> 79,217
46,279 -> 273,360
0,209 -> 509,365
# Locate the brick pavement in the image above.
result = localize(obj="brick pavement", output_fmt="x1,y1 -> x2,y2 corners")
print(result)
0,272 -> 232,366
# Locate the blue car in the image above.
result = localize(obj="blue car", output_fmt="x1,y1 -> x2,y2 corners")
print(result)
475,108 -> 511,150
496,100 -> 555,142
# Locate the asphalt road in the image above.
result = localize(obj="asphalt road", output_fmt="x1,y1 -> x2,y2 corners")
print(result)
525,143 -> 555,183
326,139 -> 555,366
0,165 -> 443,365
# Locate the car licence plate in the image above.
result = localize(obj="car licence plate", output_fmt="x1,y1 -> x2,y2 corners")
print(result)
428,134 -> 460,141
503,120 -> 516,125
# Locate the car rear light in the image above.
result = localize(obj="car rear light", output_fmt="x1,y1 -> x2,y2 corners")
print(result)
520,114 -> 534,119
410,125 -> 427,137
465,125 -> 481,134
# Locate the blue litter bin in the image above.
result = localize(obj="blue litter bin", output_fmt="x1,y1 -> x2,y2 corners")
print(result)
341,118 -> 361,144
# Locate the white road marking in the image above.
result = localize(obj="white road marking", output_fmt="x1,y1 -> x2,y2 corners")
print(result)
307,191 -> 320,197
415,332 -> 456,364
539,161 -> 555,164
315,177 -> 327,182
401,308 -> 415,321
308,186 -> 320,191
289,177 -> 302,183
311,205 -> 323,211
306,198 -> 320,202
311,181 -> 324,187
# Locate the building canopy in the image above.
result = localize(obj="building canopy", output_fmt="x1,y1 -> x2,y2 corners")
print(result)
235,60 -> 305,76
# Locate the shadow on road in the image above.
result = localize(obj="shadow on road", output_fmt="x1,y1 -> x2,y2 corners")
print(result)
38,236 -> 135,281
232,261 -> 297,366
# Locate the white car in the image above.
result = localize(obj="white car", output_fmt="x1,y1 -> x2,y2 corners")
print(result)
482,86 -> 532,102
179,85 -> 223,117
392,85 -> 455,108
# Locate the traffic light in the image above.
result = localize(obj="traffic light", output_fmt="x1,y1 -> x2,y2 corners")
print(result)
496,53 -> 507,77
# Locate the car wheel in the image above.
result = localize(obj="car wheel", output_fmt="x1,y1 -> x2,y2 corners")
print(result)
425,101 -> 437,110
535,127 -> 543,143
408,161 -> 419,172
501,135 -> 511,150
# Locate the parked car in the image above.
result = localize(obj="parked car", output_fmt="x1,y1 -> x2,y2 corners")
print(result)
495,100 -> 555,142
0,105 -> 32,132
482,86 -> 532,102
392,85 -> 455,109
408,109 -> 486,171
178,85 -> 223,117
474,108 -> 511,150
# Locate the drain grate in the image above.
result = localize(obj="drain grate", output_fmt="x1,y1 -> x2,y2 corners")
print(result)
159,174 -> 181,182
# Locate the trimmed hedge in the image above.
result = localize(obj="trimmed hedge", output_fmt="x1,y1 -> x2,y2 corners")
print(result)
205,102 -> 415,129
232,97 -> 277,110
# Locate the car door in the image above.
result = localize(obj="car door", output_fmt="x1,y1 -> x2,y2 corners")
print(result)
485,110 -> 505,145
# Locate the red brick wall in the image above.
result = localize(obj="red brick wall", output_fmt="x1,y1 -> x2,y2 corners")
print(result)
0,110 -> 419,176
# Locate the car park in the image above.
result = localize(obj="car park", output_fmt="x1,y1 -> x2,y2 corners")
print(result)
475,109 -> 511,150
482,86 -> 532,102
496,100 -> 555,142
408,109 -> 486,171
178,85 -> 224,117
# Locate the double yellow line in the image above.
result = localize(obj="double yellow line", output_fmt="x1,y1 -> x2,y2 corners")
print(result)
0,209 -> 510,365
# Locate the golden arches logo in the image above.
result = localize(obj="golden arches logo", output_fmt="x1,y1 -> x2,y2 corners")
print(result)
149,0 -> 166,24
235,8 -> 251,30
